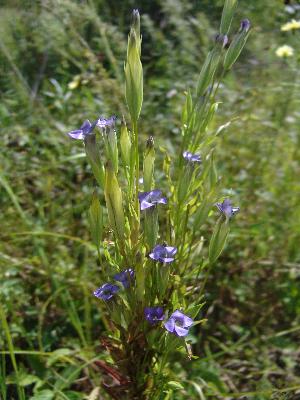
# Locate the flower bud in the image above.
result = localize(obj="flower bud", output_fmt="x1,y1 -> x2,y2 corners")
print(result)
120,122 -> 132,168
101,124 -> 118,174
125,29 -> 143,122
143,136 -> 155,192
104,161 -> 125,240
132,9 -> 140,43
240,19 -> 251,33
215,33 -> 229,48
84,134 -> 105,188
223,19 -> 251,70
89,191 -> 103,248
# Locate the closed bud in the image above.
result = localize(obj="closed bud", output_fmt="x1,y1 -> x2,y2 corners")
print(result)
102,126 -> 118,174
215,33 -> 229,48
89,192 -> 103,248
143,136 -> 155,192
240,19 -> 251,33
223,19 -> 251,70
84,134 -> 105,188
120,122 -> 132,168
125,28 -> 143,122
144,207 -> 158,249
220,0 -> 238,35
132,9 -> 140,42
104,161 -> 125,240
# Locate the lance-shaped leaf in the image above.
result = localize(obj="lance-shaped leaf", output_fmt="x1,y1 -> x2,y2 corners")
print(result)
84,134 -> 105,188
104,162 -> 125,240
196,47 -> 220,97
193,194 -> 214,231
220,0 -> 238,35
209,217 -> 230,264
209,151 -> 219,190
89,192 -> 103,248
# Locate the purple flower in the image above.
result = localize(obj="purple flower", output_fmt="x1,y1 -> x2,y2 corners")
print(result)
67,119 -> 96,140
216,199 -> 240,219
240,19 -> 251,33
114,268 -> 135,288
164,310 -> 193,337
149,244 -> 177,263
183,151 -> 202,163
215,33 -> 229,48
96,115 -> 117,129
138,190 -> 167,211
144,307 -> 165,325
94,283 -> 120,301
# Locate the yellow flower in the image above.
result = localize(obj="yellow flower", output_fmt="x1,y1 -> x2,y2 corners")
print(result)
68,75 -> 81,90
275,45 -> 294,58
281,19 -> 300,32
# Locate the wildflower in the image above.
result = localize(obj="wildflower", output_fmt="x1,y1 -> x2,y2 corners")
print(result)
215,33 -> 229,48
94,283 -> 120,301
183,151 -> 202,163
67,120 -> 96,140
216,198 -> 240,218
97,115 -> 117,129
281,19 -> 300,32
114,268 -> 135,288
68,75 -> 81,90
240,19 -> 251,33
164,310 -> 193,337
149,244 -> 177,263
138,190 -> 167,211
144,306 -> 165,324
275,45 -> 294,58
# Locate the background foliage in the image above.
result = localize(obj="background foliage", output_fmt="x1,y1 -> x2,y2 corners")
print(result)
1,0 -> 300,398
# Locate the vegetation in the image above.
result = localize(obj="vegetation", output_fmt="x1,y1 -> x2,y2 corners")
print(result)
1,0 -> 300,399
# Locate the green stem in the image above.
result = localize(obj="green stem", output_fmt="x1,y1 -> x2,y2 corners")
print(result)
133,120 -> 139,212
0,304 -> 25,400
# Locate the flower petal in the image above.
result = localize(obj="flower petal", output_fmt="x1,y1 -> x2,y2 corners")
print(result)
68,129 -> 85,139
164,318 -> 175,333
162,257 -> 175,263
165,246 -> 177,255
80,119 -> 92,132
174,326 -> 189,336
140,201 -> 154,211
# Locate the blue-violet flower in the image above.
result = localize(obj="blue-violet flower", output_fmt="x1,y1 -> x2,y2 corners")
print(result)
114,268 -> 135,288
67,119 -> 96,140
164,310 -> 193,337
144,307 -> 165,324
216,198 -> 240,219
183,151 -> 202,163
138,190 -> 167,211
97,115 -> 117,129
94,283 -> 120,301
149,244 -> 177,263
240,19 -> 251,33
